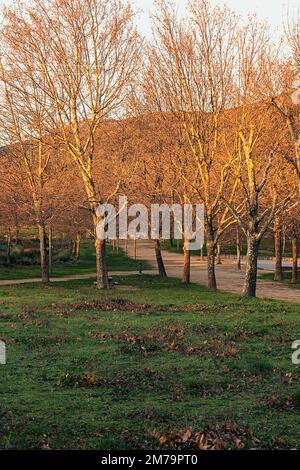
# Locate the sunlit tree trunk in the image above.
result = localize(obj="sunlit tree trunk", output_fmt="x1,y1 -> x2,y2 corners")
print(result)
75,233 -> 81,261
206,218 -> 217,291
207,240 -> 217,291
95,239 -> 109,289
72,239 -> 76,257
236,227 -> 241,270
243,236 -> 259,297
48,224 -> 53,274
182,234 -> 191,284
274,217 -> 283,281
38,223 -> 49,283
216,240 -> 222,265
282,228 -> 286,257
14,219 -> 20,245
291,237 -> 298,284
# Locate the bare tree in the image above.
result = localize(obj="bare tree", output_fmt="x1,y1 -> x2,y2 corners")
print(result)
224,120 -> 295,295
1,0 -> 141,288
147,0 -> 238,290
0,57 -> 60,282
270,14 -> 300,195
221,19 -> 297,297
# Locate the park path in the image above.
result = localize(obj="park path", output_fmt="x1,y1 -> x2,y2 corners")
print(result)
0,271 -> 156,287
0,240 -> 299,304
127,240 -> 300,304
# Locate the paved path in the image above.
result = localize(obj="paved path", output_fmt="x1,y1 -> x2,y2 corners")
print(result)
222,257 -> 299,271
127,240 -> 300,304
0,241 -> 299,303
0,273 -> 96,286
0,271 -> 156,286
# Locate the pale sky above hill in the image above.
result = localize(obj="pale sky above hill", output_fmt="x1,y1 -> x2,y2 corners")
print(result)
133,0 -> 300,37
1,0 -> 299,35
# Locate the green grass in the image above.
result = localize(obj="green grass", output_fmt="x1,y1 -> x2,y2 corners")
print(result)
0,242 -> 151,280
260,271 -> 300,290
0,274 -> 300,450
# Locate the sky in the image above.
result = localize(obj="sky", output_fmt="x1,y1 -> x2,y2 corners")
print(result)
1,0 -> 299,35
132,0 -> 300,37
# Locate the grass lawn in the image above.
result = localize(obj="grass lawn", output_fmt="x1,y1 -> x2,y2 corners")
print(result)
260,272 -> 300,290
0,243 -> 151,281
0,274 -> 300,450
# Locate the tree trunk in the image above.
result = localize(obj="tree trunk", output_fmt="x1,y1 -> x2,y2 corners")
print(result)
48,225 -> 53,274
154,240 -> 167,277
69,240 -> 74,258
243,236 -> 259,297
205,216 -> 217,291
95,238 -> 109,289
75,233 -> 81,261
291,237 -> 298,284
282,229 -> 286,257
182,234 -> 190,284
134,239 -> 137,260
274,217 -> 283,282
72,238 -> 77,257
216,241 -> 222,265
38,223 -> 50,283
236,227 -> 241,270
206,240 -> 217,291
6,234 -> 11,266
170,212 -> 174,247
14,224 -> 20,245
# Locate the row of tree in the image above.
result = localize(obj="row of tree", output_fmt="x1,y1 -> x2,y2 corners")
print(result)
0,0 -> 299,297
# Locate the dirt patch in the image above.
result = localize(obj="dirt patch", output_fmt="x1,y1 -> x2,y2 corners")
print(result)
51,299 -> 152,313
59,368 -> 163,394
88,329 -> 185,357
18,307 -> 37,319
150,424 -> 259,450
150,423 -> 294,450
